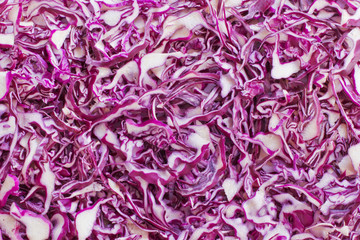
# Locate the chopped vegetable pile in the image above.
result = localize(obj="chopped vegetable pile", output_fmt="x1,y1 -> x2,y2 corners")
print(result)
1,0 -> 360,239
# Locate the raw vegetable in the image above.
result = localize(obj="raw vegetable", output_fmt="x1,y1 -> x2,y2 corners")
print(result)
0,175 -> 19,207
0,0 -> 359,239
10,203 -> 51,240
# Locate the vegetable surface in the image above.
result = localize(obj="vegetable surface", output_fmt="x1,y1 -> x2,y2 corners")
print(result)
0,0 -> 360,239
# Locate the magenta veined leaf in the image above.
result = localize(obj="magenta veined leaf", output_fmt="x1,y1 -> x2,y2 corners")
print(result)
0,174 -> 19,207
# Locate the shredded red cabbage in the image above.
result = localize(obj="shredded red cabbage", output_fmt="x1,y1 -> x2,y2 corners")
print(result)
0,0 -> 360,239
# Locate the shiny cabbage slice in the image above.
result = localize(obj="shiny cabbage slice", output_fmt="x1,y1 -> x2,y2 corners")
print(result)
10,203 -> 51,240
0,174 -> 19,207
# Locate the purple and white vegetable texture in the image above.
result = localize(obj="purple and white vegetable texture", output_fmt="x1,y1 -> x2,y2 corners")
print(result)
0,0 -> 360,239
